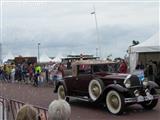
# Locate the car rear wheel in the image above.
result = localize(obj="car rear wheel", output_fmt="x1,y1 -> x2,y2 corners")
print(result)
58,85 -> 66,100
106,90 -> 125,115
88,79 -> 104,101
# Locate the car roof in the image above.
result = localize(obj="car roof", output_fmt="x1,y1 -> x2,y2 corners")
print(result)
72,60 -> 116,66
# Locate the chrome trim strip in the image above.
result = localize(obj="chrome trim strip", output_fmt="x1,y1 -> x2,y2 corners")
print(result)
123,74 -> 132,85
123,74 -> 132,88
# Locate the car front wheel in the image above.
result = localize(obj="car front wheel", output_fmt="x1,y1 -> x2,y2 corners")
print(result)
141,99 -> 158,110
106,90 -> 125,115
141,88 -> 158,110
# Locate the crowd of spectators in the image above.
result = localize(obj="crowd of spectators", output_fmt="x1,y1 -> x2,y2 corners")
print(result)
0,62 -> 65,87
0,58 -> 129,85
135,60 -> 160,85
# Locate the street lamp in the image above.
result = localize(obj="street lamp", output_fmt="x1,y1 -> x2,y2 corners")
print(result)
38,43 -> 40,63
96,48 -> 98,57
91,5 -> 101,58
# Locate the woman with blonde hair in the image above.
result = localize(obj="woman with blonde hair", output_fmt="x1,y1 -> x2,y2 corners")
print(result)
16,104 -> 37,120
16,104 -> 46,120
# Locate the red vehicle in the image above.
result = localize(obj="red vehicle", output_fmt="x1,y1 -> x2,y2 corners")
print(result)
54,60 -> 159,115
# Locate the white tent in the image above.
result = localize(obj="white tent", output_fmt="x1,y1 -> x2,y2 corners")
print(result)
3,52 -> 14,63
131,32 -> 160,52
40,53 -> 52,63
129,32 -> 160,72
52,54 -> 63,63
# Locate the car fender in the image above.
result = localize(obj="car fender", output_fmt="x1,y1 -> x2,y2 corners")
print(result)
95,84 -> 128,103
148,81 -> 159,89
102,84 -> 128,96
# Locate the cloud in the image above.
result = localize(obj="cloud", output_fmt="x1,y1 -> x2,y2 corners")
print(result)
1,2 -> 159,59
3,24 -> 157,58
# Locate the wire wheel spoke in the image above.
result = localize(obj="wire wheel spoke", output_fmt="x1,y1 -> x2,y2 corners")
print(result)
109,95 -> 119,109
91,84 -> 100,97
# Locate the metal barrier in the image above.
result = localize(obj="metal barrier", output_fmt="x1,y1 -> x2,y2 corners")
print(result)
0,96 -> 8,120
0,97 -> 5,120
9,99 -> 48,120
0,96 -> 48,120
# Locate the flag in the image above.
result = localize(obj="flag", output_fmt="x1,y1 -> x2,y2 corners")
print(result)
91,11 -> 95,14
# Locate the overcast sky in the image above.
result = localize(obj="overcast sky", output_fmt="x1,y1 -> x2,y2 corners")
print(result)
0,1 -> 159,59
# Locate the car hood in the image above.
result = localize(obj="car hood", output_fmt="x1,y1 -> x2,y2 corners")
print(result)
93,72 -> 132,80
94,72 -> 141,87
102,73 -> 129,80
103,73 -> 129,79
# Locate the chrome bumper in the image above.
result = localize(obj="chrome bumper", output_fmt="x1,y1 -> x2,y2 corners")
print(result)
125,95 -> 159,103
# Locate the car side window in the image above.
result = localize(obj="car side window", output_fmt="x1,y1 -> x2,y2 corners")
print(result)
93,64 -> 108,73
93,65 -> 100,72
77,65 -> 91,75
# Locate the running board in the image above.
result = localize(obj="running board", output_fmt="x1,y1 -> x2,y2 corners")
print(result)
66,96 -> 91,102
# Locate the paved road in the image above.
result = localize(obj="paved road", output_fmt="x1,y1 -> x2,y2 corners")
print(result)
0,82 -> 160,120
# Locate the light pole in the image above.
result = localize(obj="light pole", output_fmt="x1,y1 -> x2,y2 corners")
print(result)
91,5 -> 101,58
96,48 -> 98,57
38,43 -> 40,63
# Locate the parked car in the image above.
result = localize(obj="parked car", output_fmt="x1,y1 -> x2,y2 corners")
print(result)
54,60 -> 159,115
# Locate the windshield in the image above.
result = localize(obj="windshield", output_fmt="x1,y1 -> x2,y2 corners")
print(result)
92,64 -> 116,73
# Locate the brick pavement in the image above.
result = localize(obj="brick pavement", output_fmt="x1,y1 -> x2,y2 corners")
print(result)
0,82 -> 160,120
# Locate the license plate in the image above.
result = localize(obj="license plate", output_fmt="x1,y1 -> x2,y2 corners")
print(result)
146,94 -> 153,100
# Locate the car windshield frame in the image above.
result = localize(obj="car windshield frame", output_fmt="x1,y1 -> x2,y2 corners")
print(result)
92,63 -> 117,73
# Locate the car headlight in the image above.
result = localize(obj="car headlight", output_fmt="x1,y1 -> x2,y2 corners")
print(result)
124,79 -> 131,88
124,75 -> 131,88
143,78 -> 148,87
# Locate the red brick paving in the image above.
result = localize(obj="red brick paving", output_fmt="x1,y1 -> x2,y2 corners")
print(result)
0,82 -> 160,120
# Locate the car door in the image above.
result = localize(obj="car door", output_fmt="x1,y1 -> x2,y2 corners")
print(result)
76,74 -> 92,92
72,64 -> 93,94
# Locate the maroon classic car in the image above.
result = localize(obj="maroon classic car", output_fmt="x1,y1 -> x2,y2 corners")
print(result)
54,60 -> 159,115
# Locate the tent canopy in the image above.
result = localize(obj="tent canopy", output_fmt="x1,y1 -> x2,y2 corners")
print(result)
3,52 -> 14,63
52,54 -> 63,63
129,32 -> 160,72
40,53 -> 52,63
131,32 -> 160,53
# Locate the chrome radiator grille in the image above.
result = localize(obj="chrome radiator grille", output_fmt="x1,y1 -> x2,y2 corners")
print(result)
129,75 -> 141,87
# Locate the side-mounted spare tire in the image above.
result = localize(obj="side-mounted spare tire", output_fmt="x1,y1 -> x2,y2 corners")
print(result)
88,79 -> 104,101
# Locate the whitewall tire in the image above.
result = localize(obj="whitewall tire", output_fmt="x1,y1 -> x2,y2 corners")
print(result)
106,90 -> 124,115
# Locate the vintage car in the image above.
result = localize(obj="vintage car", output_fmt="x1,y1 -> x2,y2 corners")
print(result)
54,60 -> 159,115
